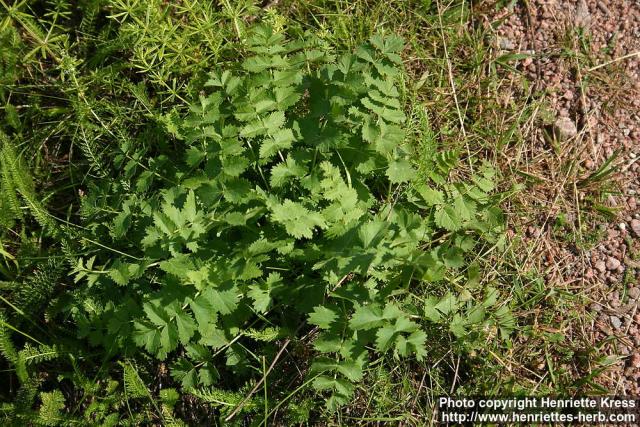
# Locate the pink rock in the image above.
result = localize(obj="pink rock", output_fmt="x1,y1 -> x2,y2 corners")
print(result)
606,257 -> 621,271
632,354 -> 640,369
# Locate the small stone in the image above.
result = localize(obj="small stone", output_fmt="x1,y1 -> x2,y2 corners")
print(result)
585,159 -> 594,169
597,3 -> 612,16
628,287 -> 640,300
619,223 -> 627,231
575,0 -> 591,29
527,226 -> 541,238
631,219 -> 640,237
610,315 -> 622,329
499,37 -> 515,50
606,257 -> 621,271
632,354 -> 640,369
553,117 -> 577,140
594,260 -> 606,273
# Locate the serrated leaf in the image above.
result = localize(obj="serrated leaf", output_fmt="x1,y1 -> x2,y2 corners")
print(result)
483,287 -> 499,307
405,330 -> 427,360
313,334 -> 344,353
466,305 -> 485,324
449,314 -> 466,338
189,291 -> 218,327
309,306 -> 339,329
472,175 -> 495,193
185,147 -> 206,167
221,156 -> 249,177
386,159 -> 416,184
443,247 -> 464,269
270,155 -> 306,187
186,266 -> 210,290
175,312 -> 197,344
435,293 -> 458,316
274,85 -> 301,109
248,284 -> 271,313
453,195 -> 476,222
141,227 -> 162,248
199,323 -> 228,348
211,288 -> 239,315
171,359 -> 197,389
349,304 -> 383,330
112,210 -> 131,238
133,322 -> 163,357
239,119 -> 266,138
434,206 -> 461,231
370,34 -> 405,55
153,211 -> 176,235
269,199 -> 327,239
415,184 -> 444,205
159,254 -> 194,278
264,111 -> 286,133
311,357 -> 363,383
259,128 -> 295,159
374,325 -> 396,351
335,360 -> 364,382
242,55 -> 273,73
377,123 -> 405,154
424,296 -> 441,322
143,302 -> 169,327
108,260 -> 131,286
361,97 -> 405,123
358,220 -> 387,249
199,363 -> 219,386
135,303 -> 179,359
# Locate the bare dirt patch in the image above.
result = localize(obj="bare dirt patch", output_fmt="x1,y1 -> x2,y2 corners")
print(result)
490,0 -> 640,393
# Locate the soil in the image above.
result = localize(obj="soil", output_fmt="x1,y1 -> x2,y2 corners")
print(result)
489,0 -> 640,393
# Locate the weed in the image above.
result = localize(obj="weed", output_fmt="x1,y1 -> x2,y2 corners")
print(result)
0,0 -> 618,424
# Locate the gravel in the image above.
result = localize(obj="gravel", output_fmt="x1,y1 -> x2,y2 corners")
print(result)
492,0 -> 640,394
498,37 -> 516,50
632,354 -> 640,369
553,117 -> 578,140
631,219 -> 640,237
606,257 -> 621,271
576,0 -> 592,29
611,316 -> 623,330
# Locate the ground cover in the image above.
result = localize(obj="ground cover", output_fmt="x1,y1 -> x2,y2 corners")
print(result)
0,0 -> 638,425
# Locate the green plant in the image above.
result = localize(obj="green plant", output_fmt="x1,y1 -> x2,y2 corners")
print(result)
67,25 -> 510,417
